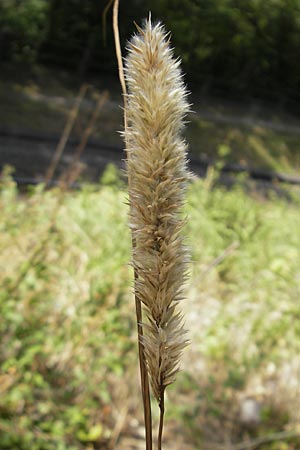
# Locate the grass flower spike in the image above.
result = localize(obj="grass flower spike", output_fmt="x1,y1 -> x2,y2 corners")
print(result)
125,18 -> 190,447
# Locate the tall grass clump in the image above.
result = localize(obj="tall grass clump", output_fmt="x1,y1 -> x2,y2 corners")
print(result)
125,19 -> 190,449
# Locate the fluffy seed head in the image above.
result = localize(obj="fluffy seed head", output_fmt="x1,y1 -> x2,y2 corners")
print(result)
125,19 -> 189,402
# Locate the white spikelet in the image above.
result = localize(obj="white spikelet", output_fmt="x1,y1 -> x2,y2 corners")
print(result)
125,19 -> 189,403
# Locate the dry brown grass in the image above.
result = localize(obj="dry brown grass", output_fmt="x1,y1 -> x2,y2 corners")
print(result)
125,19 -> 190,449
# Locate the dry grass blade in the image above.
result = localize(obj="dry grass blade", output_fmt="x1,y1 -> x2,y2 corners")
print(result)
113,0 -> 127,107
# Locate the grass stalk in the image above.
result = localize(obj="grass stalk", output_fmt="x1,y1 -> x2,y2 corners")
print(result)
157,389 -> 165,450
112,1 -> 153,448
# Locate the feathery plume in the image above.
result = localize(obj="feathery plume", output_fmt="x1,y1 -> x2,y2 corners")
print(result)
125,18 -> 189,411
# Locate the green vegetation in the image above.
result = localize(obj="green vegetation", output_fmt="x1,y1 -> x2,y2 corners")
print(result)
1,165 -> 300,449
0,0 -> 49,63
187,114 -> 300,173
152,0 -> 300,102
1,0 -> 300,103
0,166 -> 133,449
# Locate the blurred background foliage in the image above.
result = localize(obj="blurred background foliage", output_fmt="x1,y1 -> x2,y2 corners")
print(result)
1,0 -> 300,108
1,166 -> 300,449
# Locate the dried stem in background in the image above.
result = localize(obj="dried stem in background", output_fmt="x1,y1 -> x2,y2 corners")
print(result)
61,90 -> 109,187
45,83 -> 89,186
209,430 -> 300,450
112,1 -> 153,449
102,0 -> 114,46
197,240 -> 240,281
